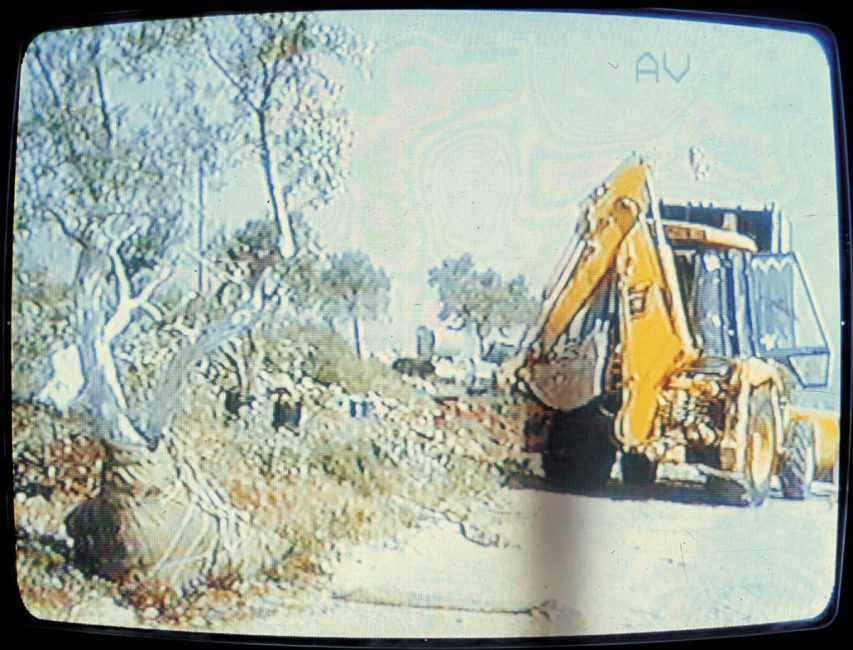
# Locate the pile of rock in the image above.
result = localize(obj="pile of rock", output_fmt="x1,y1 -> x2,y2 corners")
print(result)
12,334 -> 536,625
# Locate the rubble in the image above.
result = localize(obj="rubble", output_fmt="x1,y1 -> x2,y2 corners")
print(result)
12,323 -> 534,627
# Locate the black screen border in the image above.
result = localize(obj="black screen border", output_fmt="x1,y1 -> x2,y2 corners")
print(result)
2,3 -> 850,649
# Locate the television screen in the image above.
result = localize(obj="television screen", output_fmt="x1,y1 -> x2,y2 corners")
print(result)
4,5 -> 849,644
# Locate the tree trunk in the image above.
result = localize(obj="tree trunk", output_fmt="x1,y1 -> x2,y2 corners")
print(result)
256,110 -> 296,259
63,241 -> 285,592
476,325 -> 486,361
353,316 -> 362,359
66,437 -> 283,590
197,163 -> 205,294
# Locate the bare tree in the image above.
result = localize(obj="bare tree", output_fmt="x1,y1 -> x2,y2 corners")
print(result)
200,13 -> 371,258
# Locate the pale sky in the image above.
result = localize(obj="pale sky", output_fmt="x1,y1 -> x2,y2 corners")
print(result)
283,11 -> 840,379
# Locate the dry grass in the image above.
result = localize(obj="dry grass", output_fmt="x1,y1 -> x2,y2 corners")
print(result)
11,331 -> 532,629
12,402 -> 119,622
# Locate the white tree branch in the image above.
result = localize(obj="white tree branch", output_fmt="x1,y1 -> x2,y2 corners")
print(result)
144,267 -> 277,443
103,236 -> 171,342
130,265 -> 171,309
93,234 -> 172,428
139,301 -> 164,322
203,39 -> 260,113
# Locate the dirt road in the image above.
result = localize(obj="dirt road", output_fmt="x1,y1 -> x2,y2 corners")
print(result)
226,473 -> 839,639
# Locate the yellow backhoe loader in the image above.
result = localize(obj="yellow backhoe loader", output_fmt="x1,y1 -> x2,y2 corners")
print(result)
513,157 -> 840,505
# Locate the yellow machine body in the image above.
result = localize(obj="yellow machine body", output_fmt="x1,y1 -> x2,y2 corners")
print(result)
515,157 -> 839,496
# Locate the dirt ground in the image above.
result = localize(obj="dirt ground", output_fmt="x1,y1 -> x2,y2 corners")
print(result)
72,470 -> 839,639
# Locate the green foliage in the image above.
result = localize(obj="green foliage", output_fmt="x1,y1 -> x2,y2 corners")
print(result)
255,248 -> 392,356
428,253 -> 539,353
119,221 -> 173,278
17,25 -> 193,258
323,251 -> 391,323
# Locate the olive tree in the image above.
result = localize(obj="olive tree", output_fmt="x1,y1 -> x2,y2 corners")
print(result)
428,253 -> 538,358
14,14 -> 371,590
323,251 -> 391,358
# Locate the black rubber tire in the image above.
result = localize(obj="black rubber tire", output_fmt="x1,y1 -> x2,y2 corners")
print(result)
706,384 -> 777,507
621,453 -> 658,487
542,400 -> 616,492
706,475 -> 750,506
780,420 -> 815,500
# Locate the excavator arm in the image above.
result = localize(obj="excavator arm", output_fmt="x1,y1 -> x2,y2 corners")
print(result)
516,158 -> 698,446
527,161 -> 651,353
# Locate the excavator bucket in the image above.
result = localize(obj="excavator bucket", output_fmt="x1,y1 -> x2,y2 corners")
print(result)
522,277 -> 615,412
517,158 -> 651,413
524,322 -> 610,412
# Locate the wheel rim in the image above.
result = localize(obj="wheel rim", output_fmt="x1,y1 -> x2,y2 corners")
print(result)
749,429 -> 773,487
747,388 -> 775,490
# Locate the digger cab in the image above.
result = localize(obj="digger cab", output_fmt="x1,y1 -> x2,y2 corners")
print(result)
522,198 -> 832,431
660,202 -> 831,390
